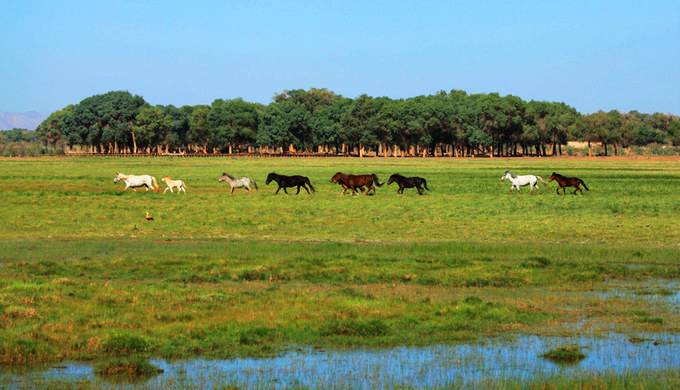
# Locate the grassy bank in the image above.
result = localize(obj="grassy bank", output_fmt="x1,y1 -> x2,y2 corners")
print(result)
0,157 -> 678,366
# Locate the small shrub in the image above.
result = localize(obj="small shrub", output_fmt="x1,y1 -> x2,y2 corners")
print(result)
0,338 -> 49,365
95,357 -> 162,377
521,256 -> 551,268
102,333 -> 149,355
339,288 -> 375,300
541,345 -> 586,364
239,327 -> 275,345
463,296 -> 483,304
239,267 -> 289,281
464,275 -> 524,287
320,319 -> 389,337
629,336 -> 651,344
638,316 -> 664,325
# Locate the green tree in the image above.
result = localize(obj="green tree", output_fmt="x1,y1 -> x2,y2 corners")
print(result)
188,105 -> 210,153
133,105 -> 172,152
207,99 -> 260,152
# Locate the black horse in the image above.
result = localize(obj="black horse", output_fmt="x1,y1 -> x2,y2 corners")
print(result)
265,172 -> 315,195
387,173 -> 430,195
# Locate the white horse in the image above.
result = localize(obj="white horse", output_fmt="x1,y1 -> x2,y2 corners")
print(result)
113,173 -> 160,192
219,172 -> 258,194
500,171 -> 546,192
162,176 -> 187,194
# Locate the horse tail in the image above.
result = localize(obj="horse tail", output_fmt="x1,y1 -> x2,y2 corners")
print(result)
151,176 -> 160,192
579,179 -> 589,191
537,176 -> 547,186
252,178 -> 258,190
423,179 -> 431,191
305,177 -> 316,192
372,174 -> 384,187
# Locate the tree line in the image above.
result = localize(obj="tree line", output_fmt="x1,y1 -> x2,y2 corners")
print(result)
36,89 -> 680,157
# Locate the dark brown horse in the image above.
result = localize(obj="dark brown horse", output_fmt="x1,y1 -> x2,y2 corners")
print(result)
548,172 -> 589,195
330,172 -> 383,195
265,172 -> 315,195
387,174 -> 430,195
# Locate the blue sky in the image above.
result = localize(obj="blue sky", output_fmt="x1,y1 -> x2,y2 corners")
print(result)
1,0 -> 678,114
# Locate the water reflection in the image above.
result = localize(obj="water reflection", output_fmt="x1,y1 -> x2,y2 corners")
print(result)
2,333 -> 678,389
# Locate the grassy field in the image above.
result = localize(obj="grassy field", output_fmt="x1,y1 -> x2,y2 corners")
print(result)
0,156 -> 679,367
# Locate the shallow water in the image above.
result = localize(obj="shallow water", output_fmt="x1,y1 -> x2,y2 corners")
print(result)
1,333 -> 679,388
597,280 -> 680,309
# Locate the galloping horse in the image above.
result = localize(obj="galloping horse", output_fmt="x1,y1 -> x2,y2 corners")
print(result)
387,174 -> 430,195
113,173 -> 159,192
330,172 -> 383,195
265,173 -> 315,195
162,176 -> 187,194
219,173 -> 258,194
500,171 -> 546,192
548,172 -> 589,195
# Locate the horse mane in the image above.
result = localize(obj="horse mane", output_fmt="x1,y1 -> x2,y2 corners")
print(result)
221,172 -> 235,180
505,171 -> 517,179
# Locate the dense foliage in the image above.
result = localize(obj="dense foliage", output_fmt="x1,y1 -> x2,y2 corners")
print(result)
36,89 -> 680,156
0,128 -> 62,156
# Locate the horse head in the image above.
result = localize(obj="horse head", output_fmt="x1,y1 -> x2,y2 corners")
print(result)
113,173 -> 124,183
265,172 -> 276,185
330,172 -> 343,183
387,174 -> 398,185
501,171 -> 511,181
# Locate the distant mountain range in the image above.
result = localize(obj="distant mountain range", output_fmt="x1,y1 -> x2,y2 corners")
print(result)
0,111 -> 46,130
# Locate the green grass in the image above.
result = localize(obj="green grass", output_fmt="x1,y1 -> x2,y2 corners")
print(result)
540,344 -> 586,364
94,357 -> 162,378
0,156 -> 679,366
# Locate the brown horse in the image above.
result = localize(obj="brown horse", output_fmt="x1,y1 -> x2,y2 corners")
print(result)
548,172 -> 589,195
330,172 -> 383,195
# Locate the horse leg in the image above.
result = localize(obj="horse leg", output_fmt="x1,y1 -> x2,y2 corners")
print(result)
275,186 -> 281,194
417,185 -> 424,195
296,185 -> 301,194
283,187 -> 288,194
231,186 -> 235,195
302,185 -> 310,194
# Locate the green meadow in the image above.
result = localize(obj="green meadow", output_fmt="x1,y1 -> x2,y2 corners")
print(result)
0,156 -> 679,366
